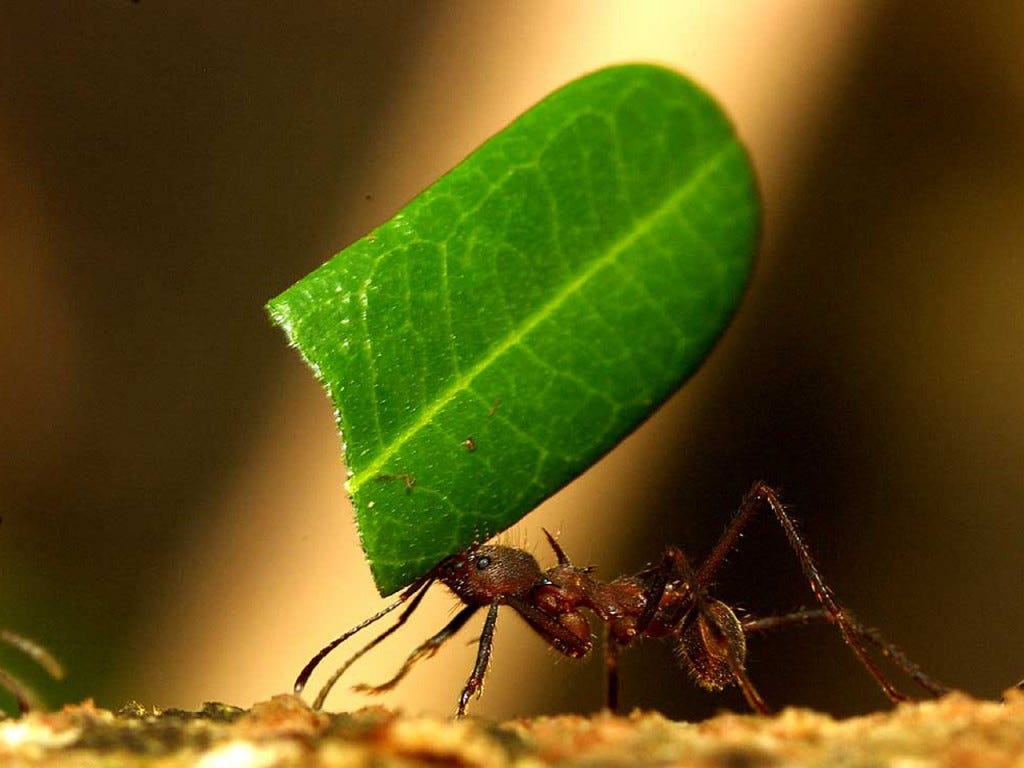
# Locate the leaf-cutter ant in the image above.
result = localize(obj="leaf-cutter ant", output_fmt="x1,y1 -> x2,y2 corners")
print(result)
295,481 -> 948,716
0,628 -> 63,713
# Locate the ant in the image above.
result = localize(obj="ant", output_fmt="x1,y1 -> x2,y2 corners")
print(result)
0,628 -> 63,714
295,481 -> 948,716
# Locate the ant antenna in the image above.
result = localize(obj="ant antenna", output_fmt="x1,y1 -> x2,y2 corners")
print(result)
0,630 -> 64,681
310,578 -> 437,709
294,574 -> 434,698
0,629 -> 64,714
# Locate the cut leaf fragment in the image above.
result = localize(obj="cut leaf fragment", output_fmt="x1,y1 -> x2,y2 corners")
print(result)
268,64 -> 759,595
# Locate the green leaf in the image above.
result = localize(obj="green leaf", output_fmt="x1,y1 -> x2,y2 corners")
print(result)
268,64 -> 759,595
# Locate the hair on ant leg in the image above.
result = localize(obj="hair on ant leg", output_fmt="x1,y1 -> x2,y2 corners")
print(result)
295,481 -> 949,716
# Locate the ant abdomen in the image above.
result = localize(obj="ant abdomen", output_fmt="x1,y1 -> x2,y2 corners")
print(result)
677,599 -> 748,692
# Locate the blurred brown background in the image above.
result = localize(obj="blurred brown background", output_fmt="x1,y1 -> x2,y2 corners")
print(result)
1,2 -> 1022,720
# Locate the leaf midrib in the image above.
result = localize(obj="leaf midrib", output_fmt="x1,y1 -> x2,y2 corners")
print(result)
347,139 -> 737,495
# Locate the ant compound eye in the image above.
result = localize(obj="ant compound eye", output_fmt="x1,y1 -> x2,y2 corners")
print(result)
475,554 -> 492,570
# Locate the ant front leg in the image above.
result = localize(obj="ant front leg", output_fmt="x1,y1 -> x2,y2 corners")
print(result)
457,604 -> 499,717
352,604 -> 479,697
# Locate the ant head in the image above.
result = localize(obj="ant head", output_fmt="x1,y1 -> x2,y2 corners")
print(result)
436,545 -> 544,606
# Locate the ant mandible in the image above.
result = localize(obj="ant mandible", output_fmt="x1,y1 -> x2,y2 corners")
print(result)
295,481 -> 948,716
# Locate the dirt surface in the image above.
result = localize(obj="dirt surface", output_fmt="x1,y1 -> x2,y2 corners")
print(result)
0,690 -> 1022,767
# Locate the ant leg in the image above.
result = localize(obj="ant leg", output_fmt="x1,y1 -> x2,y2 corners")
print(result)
708,619 -> 770,714
743,610 -> 949,696
726,656 -> 770,713
855,626 -> 949,696
741,482 -> 910,703
732,670 -> 769,713
646,546 -> 704,632
309,581 -> 435,709
295,575 -> 434,697
635,548 -> 680,634
457,604 -> 500,717
692,487 -> 767,587
505,596 -> 594,658
0,630 -> 63,681
0,629 -> 63,713
604,626 -> 621,713
354,604 -> 479,697
0,669 -> 32,714
742,609 -> 829,632
659,548 -> 770,716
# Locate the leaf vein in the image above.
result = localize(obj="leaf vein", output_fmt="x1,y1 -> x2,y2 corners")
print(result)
348,139 -> 738,494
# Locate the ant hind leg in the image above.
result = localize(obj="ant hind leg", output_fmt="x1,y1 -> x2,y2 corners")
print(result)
737,482 -> 939,703
743,609 -> 949,697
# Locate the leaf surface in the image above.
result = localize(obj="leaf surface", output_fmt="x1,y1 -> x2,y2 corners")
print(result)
268,64 -> 759,595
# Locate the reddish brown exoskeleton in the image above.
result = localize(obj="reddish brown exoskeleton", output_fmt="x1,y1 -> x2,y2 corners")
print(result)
295,482 -> 948,716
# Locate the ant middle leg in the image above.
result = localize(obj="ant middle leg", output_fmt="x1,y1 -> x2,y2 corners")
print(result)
635,548 -> 680,635
604,626 -> 622,712
603,546 -> 703,712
